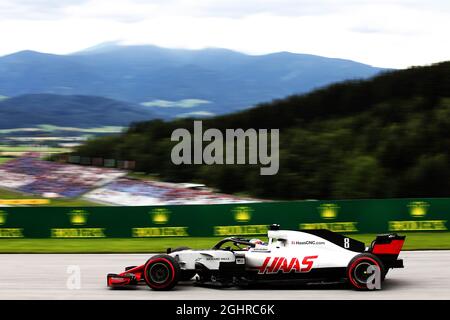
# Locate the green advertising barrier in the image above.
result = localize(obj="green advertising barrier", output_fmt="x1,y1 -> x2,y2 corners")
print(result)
0,198 -> 448,238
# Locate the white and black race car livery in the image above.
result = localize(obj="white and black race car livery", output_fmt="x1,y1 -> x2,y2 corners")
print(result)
107,225 -> 405,290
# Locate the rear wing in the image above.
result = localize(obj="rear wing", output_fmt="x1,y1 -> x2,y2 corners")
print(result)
370,234 -> 406,269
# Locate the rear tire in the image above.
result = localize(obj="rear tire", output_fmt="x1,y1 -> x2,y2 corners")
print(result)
143,255 -> 180,290
347,253 -> 385,290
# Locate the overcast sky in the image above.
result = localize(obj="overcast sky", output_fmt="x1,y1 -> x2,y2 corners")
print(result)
0,0 -> 449,68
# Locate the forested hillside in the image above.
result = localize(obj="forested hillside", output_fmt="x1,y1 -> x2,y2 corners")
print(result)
75,61 -> 450,200
0,94 -> 155,128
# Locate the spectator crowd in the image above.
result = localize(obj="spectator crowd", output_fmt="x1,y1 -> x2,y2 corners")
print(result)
0,157 -> 254,205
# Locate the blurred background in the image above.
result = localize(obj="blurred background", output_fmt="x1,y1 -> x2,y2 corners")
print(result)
0,0 -> 449,207
0,0 -> 449,253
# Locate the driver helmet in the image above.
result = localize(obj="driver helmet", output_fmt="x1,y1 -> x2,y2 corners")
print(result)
249,238 -> 265,246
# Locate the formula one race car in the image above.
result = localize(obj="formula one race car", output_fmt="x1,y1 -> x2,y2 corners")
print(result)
107,225 -> 405,290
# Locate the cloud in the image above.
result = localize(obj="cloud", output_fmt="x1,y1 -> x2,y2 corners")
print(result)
0,0 -> 449,68
3,0 -> 450,20
0,0 -> 89,20
176,111 -> 216,118
141,99 -> 212,108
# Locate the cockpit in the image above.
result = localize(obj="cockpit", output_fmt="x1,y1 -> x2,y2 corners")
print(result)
212,237 -> 268,251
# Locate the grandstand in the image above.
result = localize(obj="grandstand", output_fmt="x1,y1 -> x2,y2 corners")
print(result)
0,157 -> 255,205
83,178 -> 255,206
0,157 -> 125,198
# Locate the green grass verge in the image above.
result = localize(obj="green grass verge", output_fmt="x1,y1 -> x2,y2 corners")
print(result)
0,157 -> 11,164
352,232 -> 450,250
0,146 -> 70,153
46,198 -> 105,207
126,172 -> 160,181
0,125 -> 124,134
0,188 -> 104,207
0,232 -> 449,253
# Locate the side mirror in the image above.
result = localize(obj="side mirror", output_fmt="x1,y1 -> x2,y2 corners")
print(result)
269,224 -> 280,230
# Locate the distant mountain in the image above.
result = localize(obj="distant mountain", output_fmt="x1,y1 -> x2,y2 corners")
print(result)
0,44 -> 386,118
0,94 -> 156,129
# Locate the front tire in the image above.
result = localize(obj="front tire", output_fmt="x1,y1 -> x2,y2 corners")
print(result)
143,255 -> 180,290
347,253 -> 385,290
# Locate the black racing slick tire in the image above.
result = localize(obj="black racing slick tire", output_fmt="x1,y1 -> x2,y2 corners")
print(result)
347,253 -> 385,290
143,255 -> 180,290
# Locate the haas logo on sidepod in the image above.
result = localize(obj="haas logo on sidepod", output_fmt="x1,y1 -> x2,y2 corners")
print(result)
258,256 -> 318,274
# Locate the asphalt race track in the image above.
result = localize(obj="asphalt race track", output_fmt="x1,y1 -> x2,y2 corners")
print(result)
0,251 -> 449,299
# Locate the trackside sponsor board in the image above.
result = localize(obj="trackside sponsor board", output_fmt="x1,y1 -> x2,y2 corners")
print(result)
0,198 -> 448,238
